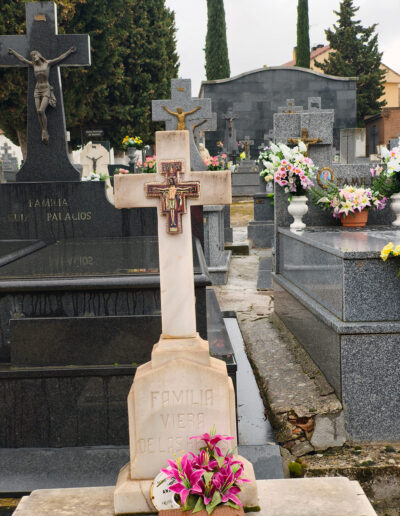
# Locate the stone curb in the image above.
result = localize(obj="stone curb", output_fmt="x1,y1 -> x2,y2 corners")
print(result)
237,312 -> 345,453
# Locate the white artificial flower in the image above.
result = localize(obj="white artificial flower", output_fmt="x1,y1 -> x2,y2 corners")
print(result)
299,140 -> 307,153
381,146 -> 390,159
270,143 -> 279,153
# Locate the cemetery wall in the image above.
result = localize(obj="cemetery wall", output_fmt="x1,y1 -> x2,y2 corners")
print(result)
200,67 -> 357,157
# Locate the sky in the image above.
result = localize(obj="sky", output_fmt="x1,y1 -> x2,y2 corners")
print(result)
164,0 -> 400,95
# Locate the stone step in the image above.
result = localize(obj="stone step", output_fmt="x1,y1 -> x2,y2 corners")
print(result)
224,241 -> 250,255
12,478 -> 377,515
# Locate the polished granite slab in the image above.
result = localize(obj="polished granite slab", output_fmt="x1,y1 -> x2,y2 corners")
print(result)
279,227 -> 400,322
279,226 -> 400,259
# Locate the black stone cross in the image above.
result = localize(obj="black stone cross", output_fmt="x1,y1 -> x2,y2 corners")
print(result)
0,2 -> 91,182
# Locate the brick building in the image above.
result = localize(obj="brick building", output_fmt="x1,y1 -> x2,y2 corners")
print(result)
364,108 -> 400,154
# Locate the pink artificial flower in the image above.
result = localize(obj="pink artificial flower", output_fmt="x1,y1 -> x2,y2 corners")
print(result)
189,431 -> 234,454
222,153 -> 227,159
118,168 -> 129,174
162,454 -> 205,506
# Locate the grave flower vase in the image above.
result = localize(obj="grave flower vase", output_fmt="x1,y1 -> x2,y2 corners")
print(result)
159,506 -> 245,516
340,210 -> 368,228
390,192 -> 400,227
288,195 -> 308,232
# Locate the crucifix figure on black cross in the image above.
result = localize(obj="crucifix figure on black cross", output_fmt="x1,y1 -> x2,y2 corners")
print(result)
0,1 -> 91,182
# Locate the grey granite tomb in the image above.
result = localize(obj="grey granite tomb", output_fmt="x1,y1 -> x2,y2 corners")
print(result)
272,103 -> 399,441
203,205 -> 232,284
248,188 -> 274,248
199,66 -> 357,156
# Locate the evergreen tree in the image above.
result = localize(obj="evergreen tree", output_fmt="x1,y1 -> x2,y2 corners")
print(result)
315,0 -> 386,125
296,0 -> 310,68
205,0 -> 230,80
0,0 -> 179,154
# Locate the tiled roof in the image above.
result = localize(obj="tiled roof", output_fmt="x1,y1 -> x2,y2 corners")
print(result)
282,45 -> 330,66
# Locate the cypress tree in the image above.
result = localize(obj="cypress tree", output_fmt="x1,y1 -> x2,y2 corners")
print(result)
205,0 -> 230,80
296,0 -> 310,68
315,0 -> 386,125
0,0 -> 179,154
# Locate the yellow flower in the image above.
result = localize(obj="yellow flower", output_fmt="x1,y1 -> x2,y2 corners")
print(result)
380,242 -> 393,261
240,152 -> 246,160
393,245 -> 400,257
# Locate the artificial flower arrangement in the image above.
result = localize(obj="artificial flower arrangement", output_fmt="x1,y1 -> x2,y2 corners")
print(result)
370,146 -> 400,197
381,241 -> 400,262
203,154 -> 232,171
160,428 -> 249,515
310,183 -> 386,220
258,141 -> 316,200
138,155 -> 157,173
380,241 -> 400,278
122,135 -> 144,150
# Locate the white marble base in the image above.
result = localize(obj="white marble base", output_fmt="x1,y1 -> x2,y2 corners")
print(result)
13,477 -> 377,515
114,455 -> 258,515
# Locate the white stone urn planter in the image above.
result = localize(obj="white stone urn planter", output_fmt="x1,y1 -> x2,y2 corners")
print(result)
288,195 -> 308,232
390,192 -> 400,227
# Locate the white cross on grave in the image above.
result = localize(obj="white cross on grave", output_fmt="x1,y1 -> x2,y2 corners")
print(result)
114,130 -> 230,337
113,130 -> 258,514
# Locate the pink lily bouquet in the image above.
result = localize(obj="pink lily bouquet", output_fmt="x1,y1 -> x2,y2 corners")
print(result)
160,428 -> 249,515
203,154 -> 231,171
313,184 -> 386,218
258,142 -> 316,200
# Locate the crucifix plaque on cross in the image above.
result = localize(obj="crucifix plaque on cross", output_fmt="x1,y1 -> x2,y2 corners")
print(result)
114,130 -> 231,338
288,127 -> 322,155
152,79 -> 215,170
0,1 -> 91,181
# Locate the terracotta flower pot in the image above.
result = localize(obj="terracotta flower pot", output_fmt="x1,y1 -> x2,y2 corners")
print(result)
159,505 -> 245,516
340,210 -> 368,227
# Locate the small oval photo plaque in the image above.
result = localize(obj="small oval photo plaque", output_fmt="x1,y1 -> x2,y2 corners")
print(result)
150,471 -> 180,511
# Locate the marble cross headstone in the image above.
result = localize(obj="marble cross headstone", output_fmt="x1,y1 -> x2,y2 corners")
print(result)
278,98 -> 303,114
0,1 -> 91,181
152,79 -> 214,170
112,132 -> 259,516
80,142 -> 109,178
114,131 -> 231,338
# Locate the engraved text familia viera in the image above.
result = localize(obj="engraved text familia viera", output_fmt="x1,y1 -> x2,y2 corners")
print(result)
150,389 -> 213,409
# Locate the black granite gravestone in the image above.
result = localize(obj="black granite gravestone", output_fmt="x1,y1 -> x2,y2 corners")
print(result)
0,2 -> 90,181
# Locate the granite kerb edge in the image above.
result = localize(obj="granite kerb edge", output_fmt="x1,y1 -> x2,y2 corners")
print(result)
273,273 -> 400,335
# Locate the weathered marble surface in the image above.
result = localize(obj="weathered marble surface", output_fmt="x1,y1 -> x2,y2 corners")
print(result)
14,478 -> 376,515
